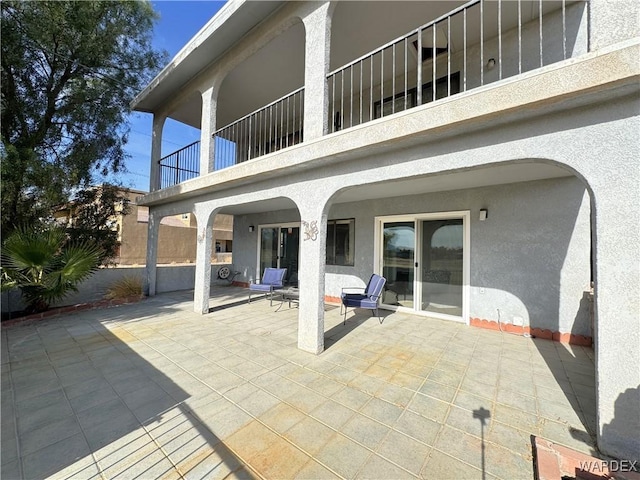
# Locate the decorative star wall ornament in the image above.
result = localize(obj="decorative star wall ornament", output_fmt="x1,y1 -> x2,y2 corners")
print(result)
302,220 -> 319,241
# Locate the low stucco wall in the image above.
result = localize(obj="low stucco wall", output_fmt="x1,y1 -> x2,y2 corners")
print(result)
1,264 -> 233,314
231,176 -> 592,337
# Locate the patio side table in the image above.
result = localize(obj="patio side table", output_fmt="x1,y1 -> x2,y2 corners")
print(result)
274,287 -> 299,311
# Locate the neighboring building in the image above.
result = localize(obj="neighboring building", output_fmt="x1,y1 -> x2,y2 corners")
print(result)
55,187 -> 233,265
132,1 -> 639,461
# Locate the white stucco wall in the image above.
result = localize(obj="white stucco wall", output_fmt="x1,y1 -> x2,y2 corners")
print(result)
231,177 -> 592,336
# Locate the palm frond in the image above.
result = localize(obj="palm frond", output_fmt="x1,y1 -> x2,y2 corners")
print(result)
1,226 -> 101,312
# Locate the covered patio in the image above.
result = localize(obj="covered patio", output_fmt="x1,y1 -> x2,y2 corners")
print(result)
1,286 -> 596,479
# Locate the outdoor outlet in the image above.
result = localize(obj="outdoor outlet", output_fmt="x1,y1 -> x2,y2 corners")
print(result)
513,316 -> 524,326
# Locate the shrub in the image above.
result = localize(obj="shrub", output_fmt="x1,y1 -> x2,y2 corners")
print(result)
104,275 -> 143,300
1,225 -> 101,313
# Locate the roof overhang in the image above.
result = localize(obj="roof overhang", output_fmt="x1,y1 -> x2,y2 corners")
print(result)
131,0 -> 285,114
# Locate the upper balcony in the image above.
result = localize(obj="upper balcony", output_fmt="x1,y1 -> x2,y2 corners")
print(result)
152,0 -> 588,190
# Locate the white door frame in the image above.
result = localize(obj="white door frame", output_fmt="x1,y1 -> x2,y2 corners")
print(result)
374,211 -> 470,325
256,222 -> 300,280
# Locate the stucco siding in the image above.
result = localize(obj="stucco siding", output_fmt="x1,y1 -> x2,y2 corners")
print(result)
232,176 -> 591,336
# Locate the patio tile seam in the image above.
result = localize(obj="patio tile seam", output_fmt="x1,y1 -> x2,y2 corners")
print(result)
14,332 -> 106,480
4,355 -> 24,480
65,322 -> 206,479
131,418 -> 198,480
103,323 -> 242,390
423,332 -> 484,473
104,322 -> 334,473
130,322 -> 289,377
134,340 -> 420,480
355,450 -> 421,480
440,419 -> 535,462
423,446 -> 496,479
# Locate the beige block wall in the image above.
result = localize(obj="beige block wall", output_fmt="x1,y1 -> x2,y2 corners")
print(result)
118,205 -> 233,265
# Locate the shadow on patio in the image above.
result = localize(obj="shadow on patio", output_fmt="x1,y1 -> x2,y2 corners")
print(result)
2,286 -> 598,479
1,293 -> 255,479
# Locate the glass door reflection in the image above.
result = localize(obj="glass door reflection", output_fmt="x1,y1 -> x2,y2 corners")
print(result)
419,219 -> 463,317
259,227 -> 279,277
280,226 -> 299,286
382,222 -> 415,307
259,225 -> 299,286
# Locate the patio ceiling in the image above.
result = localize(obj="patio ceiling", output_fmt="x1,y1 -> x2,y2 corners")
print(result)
331,162 -> 573,205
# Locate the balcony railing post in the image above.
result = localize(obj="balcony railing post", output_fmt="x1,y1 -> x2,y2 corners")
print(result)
417,28 -> 423,106
175,151 -> 180,186
323,0 -> 580,134
208,87 -> 305,171
158,140 -> 201,189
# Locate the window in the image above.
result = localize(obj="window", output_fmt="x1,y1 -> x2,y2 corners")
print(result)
326,219 -> 355,266
374,72 -> 461,119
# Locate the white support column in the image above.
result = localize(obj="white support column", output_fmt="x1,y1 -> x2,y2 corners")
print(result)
193,207 -> 217,314
150,114 -> 166,192
592,187 -> 640,462
302,3 -> 333,141
144,211 -> 160,296
295,199 -> 330,354
200,87 -> 217,176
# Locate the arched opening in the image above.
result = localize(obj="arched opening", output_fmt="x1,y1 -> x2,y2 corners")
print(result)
324,159 -> 597,457
158,91 -> 203,189
216,197 -> 301,287
214,21 -> 305,169
144,208 -> 234,295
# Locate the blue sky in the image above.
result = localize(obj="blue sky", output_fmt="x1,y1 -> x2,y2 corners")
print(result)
116,1 -> 226,192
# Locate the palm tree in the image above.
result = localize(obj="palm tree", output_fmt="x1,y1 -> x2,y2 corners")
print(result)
1,225 -> 101,313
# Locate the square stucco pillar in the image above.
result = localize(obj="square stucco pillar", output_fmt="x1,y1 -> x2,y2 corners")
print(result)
302,3 -> 332,141
296,208 -> 329,354
200,87 -> 216,176
193,209 -> 216,314
144,211 -> 160,297
149,114 -> 166,192
593,189 -> 640,462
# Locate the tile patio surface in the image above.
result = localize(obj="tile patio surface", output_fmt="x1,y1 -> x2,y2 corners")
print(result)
1,287 -> 597,479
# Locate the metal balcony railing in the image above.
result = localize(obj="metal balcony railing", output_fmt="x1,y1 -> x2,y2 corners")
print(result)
213,87 -> 304,170
327,0 -> 583,133
158,140 -> 200,189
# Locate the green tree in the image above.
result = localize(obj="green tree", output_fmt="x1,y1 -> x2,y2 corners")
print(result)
1,226 -> 102,313
63,184 -> 131,265
1,0 -> 166,234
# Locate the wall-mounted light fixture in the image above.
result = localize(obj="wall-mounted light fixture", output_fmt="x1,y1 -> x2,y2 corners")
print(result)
479,209 -> 488,221
486,58 -> 496,70
248,225 -> 255,233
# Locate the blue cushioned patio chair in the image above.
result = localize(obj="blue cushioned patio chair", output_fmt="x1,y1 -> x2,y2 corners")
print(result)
340,274 -> 387,325
249,268 -> 287,306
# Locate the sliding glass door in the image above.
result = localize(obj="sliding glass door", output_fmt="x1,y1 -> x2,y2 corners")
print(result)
258,223 -> 299,286
419,219 -> 463,317
377,212 -> 469,323
381,222 -> 415,307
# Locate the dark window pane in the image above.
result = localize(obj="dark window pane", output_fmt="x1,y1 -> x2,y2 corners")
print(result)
326,222 -> 336,265
335,221 -> 354,266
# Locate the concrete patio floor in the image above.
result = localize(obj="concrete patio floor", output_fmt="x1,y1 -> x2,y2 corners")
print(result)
1,286 -> 597,479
